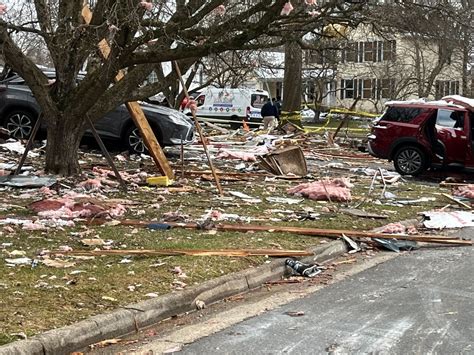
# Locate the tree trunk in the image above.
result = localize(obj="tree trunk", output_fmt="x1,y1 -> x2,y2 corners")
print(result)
282,40 -> 303,112
44,116 -> 85,175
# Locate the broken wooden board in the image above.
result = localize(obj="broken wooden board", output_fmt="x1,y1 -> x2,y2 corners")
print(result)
112,219 -> 473,246
81,5 -> 174,180
51,248 -> 313,257
340,208 -> 388,219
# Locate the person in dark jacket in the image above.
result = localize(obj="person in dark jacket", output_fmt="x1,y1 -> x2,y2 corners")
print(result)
261,98 -> 279,131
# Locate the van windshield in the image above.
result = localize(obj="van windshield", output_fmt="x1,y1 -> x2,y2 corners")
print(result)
251,94 -> 267,108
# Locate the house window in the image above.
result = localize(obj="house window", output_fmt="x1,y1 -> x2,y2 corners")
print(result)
342,40 -> 396,63
435,80 -> 459,99
380,78 -> 395,99
363,79 -> 374,99
341,79 -> 355,99
342,78 -> 395,100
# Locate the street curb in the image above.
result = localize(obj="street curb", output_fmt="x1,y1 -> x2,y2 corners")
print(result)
0,240 -> 347,355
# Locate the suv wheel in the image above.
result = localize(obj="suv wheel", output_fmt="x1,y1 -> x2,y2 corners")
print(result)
393,145 -> 427,175
124,126 -> 163,155
4,110 -> 35,139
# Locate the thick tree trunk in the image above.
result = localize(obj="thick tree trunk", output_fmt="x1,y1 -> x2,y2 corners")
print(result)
282,40 -> 303,126
282,40 -> 303,112
44,116 -> 85,175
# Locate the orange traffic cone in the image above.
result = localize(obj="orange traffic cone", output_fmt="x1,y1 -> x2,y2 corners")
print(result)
242,120 -> 250,132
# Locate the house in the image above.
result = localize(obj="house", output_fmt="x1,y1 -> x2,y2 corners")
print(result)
252,23 -> 465,114
331,25 -> 464,112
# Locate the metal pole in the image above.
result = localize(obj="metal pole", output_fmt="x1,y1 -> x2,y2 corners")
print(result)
173,61 -> 224,196
13,114 -> 43,176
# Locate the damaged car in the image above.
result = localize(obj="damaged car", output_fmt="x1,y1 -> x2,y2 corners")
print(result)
368,95 -> 474,175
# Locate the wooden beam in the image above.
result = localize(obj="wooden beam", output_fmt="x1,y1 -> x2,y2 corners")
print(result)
115,220 -> 472,246
50,248 -> 313,257
81,5 -> 174,179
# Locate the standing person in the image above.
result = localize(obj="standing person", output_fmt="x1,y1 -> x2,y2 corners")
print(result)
261,97 -> 279,131
273,96 -> 282,116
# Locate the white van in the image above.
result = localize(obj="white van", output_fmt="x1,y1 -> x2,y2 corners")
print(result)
185,88 -> 269,127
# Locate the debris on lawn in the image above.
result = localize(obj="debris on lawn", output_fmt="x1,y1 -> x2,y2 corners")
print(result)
0,175 -> 57,188
258,146 -> 307,176
422,211 -> 474,229
377,222 -> 418,235
452,184 -> 474,199
287,178 -> 353,202
29,194 -> 127,219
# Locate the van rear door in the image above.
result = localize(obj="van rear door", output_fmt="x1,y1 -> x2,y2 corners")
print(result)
248,93 -> 268,119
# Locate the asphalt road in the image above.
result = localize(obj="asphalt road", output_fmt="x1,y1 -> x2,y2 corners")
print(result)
181,229 -> 474,354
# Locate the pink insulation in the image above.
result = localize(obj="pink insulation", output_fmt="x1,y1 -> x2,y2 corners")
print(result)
452,185 -> 474,199
379,222 -> 417,235
287,178 -> 353,202
30,196 -> 126,219
79,178 -> 103,191
216,149 -> 256,162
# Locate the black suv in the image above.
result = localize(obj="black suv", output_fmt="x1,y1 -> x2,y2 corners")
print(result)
0,71 -> 195,154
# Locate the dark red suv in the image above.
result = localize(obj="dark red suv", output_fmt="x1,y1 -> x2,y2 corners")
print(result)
368,95 -> 474,175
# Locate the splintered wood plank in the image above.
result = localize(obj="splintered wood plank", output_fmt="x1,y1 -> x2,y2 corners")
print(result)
81,4 -> 174,179
51,248 -> 313,257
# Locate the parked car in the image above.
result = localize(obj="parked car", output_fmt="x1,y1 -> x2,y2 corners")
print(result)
0,71 -> 195,154
367,96 -> 474,175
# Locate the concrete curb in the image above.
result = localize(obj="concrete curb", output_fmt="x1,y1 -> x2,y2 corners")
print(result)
0,240 -> 347,355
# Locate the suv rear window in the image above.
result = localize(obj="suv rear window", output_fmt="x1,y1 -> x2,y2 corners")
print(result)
382,106 -> 427,123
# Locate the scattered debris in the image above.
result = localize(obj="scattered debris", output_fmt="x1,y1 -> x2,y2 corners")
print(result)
340,208 -> 388,219
373,238 -> 419,253
452,184 -> 474,199
284,311 -> 305,317
0,175 -> 57,188
258,146 -> 307,176
341,234 -> 361,253
287,178 -> 353,202
285,259 -> 323,277
422,211 -> 474,229
195,299 -> 206,310
266,197 -> 304,205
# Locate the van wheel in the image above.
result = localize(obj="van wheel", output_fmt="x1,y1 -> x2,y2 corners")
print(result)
393,145 -> 427,175
4,110 -> 36,139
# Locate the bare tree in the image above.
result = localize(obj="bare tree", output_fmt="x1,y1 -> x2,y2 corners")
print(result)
0,0 -> 345,175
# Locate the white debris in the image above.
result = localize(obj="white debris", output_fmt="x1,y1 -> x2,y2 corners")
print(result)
422,211 -> 474,229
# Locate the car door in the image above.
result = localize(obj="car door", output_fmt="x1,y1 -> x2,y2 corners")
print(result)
435,109 -> 469,164
371,106 -> 432,158
93,105 -> 127,139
